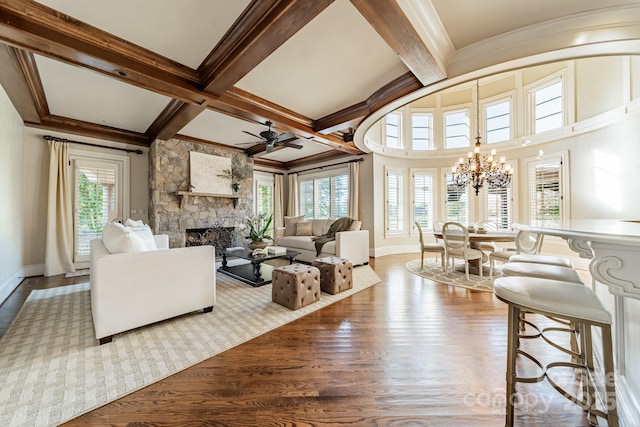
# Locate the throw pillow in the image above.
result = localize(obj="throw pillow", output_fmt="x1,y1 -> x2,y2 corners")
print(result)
295,221 -> 313,236
125,218 -> 145,228
284,215 -> 305,236
102,222 -> 148,254
127,225 -> 158,251
347,220 -> 362,231
311,218 -> 327,236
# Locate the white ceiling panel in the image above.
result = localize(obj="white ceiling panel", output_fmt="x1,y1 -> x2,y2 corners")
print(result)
34,0 -> 250,68
36,55 -> 171,133
179,110 -> 274,146
235,0 -> 409,119
259,140 -> 333,163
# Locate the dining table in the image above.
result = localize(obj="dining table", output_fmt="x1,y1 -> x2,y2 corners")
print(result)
433,229 -> 518,274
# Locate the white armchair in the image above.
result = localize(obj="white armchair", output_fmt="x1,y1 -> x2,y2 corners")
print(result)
90,235 -> 216,344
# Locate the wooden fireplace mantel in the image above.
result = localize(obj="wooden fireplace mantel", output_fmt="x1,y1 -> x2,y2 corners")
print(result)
176,191 -> 239,208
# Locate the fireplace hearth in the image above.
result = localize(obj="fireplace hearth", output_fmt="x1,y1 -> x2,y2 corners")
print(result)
185,226 -> 237,253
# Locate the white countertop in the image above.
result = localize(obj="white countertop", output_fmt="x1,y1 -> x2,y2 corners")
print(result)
513,220 -> 640,245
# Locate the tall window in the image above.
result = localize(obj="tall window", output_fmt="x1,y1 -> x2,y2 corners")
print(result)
528,157 -> 562,227
485,99 -> 511,143
254,175 -> 273,218
444,109 -> 470,149
385,111 -> 402,148
445,173 -> 468,224
298,171 -> 349,219
533,79 -> 563,133
484,186 -> 512,230
385,168 -> 404,234
411,112 -> 433,150
412,170 -> 434,232
72,155 -> 127,263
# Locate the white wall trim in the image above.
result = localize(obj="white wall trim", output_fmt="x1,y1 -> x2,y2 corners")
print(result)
0,267 -> 25,305
24,263 -> 45,278
372,244 -> 418,258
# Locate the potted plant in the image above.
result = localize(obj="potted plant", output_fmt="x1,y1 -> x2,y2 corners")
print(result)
217,167 -> 249,193
245,213 -> 273,249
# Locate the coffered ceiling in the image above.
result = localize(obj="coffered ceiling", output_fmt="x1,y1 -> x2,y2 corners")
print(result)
0,0 -> 639,168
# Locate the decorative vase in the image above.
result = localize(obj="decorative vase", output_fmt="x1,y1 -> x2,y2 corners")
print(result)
248,240 -> 268,250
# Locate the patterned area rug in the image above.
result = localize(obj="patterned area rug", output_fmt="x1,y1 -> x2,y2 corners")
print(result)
0,265 -> 381,427
405,258 -> 502,292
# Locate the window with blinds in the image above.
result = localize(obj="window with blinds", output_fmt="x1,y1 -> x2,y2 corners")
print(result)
485,186 -> 512,230
385,169 -> 404,233
74,161 -> 118,261
445,173 -> 468,224
485,99 -> 511,143
412,171 -> 434,232
385,111 -> 401,148
528,158 -> 562,227
444,109 -> 470,149
411,112 -> 433,150
534,79 -> 563,133
255,179 -> 273,217
298,173 -> 349,219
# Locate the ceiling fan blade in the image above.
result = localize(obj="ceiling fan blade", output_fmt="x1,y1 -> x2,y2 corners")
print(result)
242,130 -> 264,141
282,141 -> 303,149
276,132 -> 296,142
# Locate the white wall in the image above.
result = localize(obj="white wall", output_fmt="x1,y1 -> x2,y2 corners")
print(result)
0,84 -> 25,303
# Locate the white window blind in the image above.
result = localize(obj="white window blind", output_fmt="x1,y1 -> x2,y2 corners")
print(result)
529,159 -> 562,227
385,111 -> 401,148
411,112 -> 433,150
74,163 -> 117,261
386,170 -> 404,233
485,99 -> 511,143
444,109 -> 470,149
298,173 -> 349,219
255,180 -> 273,217
412,172 -> 434,232
534,80 -> 563,133
484,186 -> 512,230
445,173 -> 468,224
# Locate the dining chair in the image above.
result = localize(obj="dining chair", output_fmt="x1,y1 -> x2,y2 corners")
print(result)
474,219 -> 498,253
442,221 -> 484,279
432,219 -> 445,243
415,221 -> 445,270
489,230 -> 544,278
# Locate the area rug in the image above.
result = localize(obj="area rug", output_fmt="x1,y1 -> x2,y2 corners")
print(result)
405,258 -> 501,292
0,265 -> 381,427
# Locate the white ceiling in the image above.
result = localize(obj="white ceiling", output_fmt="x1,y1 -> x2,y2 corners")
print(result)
4,0 -> 640,164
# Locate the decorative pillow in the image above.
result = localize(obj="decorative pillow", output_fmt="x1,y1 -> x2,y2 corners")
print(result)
125,218 -> 145,228
284,215 -> 305,236
295,221 -> 313,236
323,219 -> 336,235
311,218 -> 327,236
347,220 -> 362,231
127,225 -> 158,251
101,222 -> 148,254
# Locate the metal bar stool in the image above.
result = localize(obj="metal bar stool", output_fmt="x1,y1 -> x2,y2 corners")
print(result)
494,277 -> 618,427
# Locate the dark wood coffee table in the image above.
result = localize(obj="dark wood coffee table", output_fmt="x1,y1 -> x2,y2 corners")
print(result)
218,248 -> 301,287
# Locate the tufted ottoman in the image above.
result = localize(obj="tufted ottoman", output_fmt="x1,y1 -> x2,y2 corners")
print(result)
272,264 -> 320,310
312,256 -> 353,295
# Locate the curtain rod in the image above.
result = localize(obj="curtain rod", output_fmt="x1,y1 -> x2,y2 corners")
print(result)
291,157 -> 363,175
43,135 -> 144,154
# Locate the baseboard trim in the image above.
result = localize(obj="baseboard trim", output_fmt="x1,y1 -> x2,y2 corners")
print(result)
0,267 -> 25,305
24,263 -> 44,277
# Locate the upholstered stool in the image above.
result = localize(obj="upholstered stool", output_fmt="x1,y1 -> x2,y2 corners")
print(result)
502,262 -> 583,284
272,264 -> 320,310
313,256 -> 353,295
494,277 -> 617,426
509,253 -> 574,268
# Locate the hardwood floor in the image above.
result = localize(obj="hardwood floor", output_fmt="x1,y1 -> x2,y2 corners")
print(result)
1,254 -> 603,426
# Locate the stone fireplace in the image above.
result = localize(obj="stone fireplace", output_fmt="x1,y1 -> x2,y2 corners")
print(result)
185,224 -> 238,254
148,138 -> 253,248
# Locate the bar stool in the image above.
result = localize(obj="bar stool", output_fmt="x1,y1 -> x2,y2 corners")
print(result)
509,253 -> 573,268
494,277 -> 617,427
502,262 -> 583,284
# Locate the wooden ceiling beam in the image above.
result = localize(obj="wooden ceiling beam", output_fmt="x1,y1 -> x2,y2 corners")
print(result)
0,44 -> 45,123
147,101 -> 206,141
199,0 -> 334,96
350,0 -> 446,86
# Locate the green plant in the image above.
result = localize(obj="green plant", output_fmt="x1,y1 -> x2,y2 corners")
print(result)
246,213 -> 273,242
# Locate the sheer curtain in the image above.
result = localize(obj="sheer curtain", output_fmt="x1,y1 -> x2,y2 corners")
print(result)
44,140 -> 75,276
348,161 -> 359,219
273,174 -> 284,228
287,173 -> 298,216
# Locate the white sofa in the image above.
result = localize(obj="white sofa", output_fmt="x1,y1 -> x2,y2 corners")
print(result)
274,218 -> 369,265
90,235 -> 216,344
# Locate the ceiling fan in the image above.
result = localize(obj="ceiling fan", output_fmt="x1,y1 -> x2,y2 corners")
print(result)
241,120 -> 304,153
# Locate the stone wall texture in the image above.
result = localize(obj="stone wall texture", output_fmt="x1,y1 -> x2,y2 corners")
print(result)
149,138 -> 253,248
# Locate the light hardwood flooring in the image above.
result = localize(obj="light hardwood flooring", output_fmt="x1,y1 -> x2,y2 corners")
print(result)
1,253 -> 604,426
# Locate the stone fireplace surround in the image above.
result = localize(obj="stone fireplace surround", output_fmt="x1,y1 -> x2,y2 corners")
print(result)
149,138 -> 254,249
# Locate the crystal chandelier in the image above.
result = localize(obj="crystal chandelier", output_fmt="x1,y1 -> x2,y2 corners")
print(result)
451,80 -> 512,195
